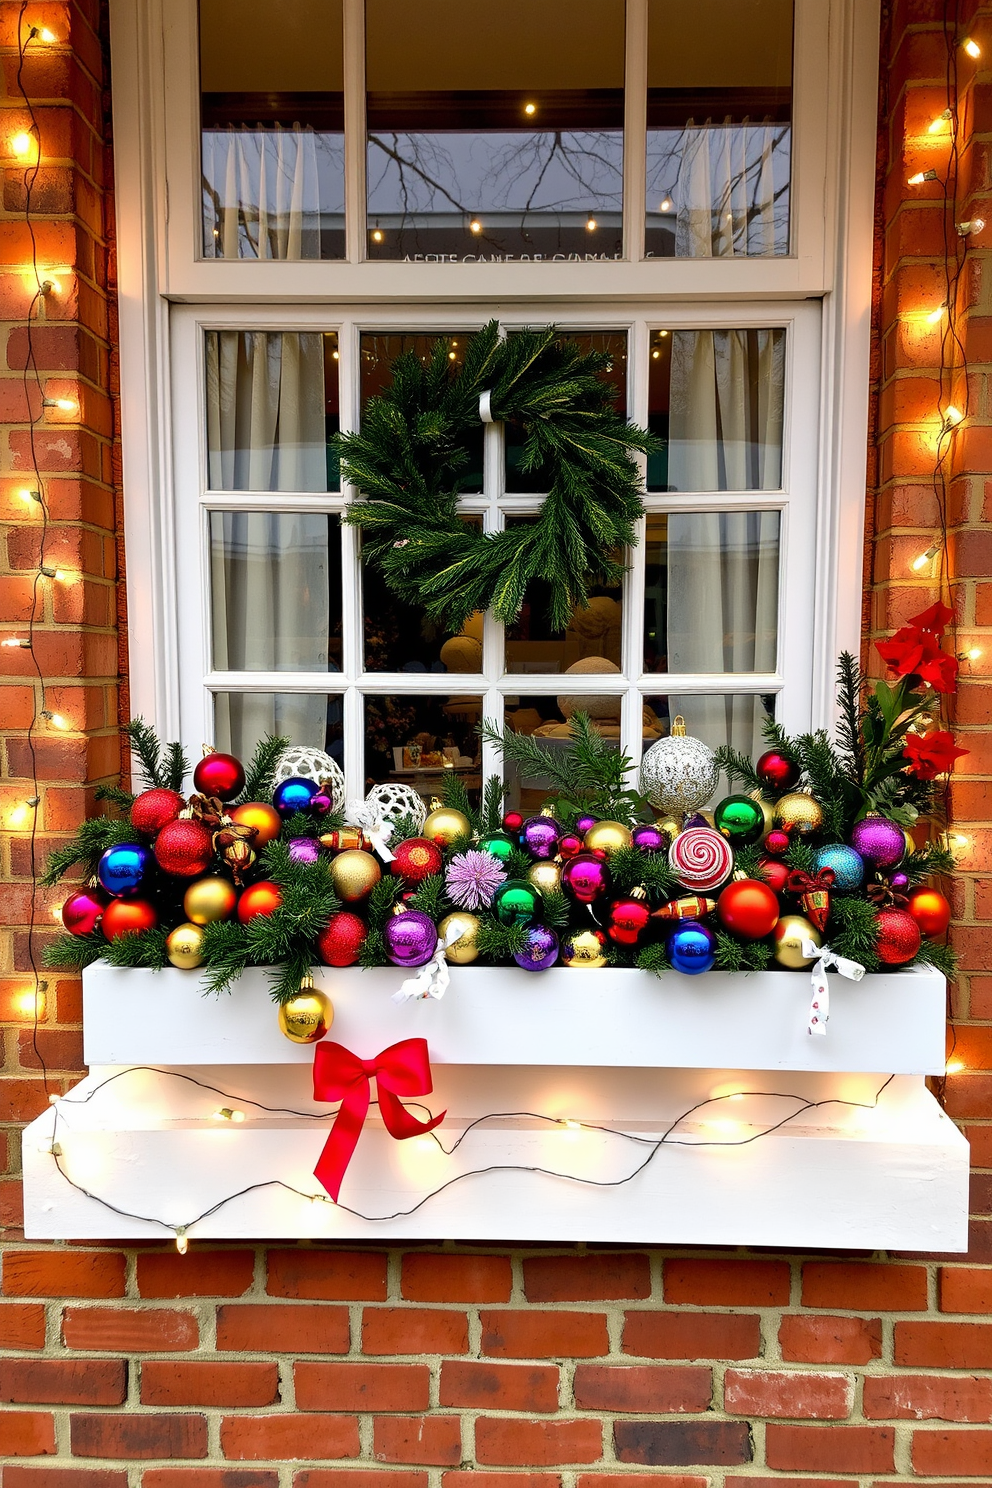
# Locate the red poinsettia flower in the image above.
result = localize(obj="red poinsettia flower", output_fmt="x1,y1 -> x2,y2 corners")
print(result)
902,729 -> 969,780
876,601 -> 959,692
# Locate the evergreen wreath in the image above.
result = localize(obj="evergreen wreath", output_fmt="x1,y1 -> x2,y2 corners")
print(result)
338,320 -> 657,633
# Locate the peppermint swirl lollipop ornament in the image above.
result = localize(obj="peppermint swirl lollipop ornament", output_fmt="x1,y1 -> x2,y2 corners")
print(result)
669,825 -> 734,892
639,716 -> 719,821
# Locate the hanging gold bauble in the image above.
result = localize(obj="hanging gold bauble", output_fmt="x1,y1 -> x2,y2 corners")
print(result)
330,849 -> 382,902
183,875 -> 238,925
649,814 -> 681,843
278,976 -> 334,1043
561,927 -> 609,968
773,792 -> 824,836
422,806 -> 472,847
583,820 -> 633,857
438,911 -> 481,965
748,790 -> 775,838
166,921 -> 206,970
527,860 -> 562,894
772,914 -> 822,969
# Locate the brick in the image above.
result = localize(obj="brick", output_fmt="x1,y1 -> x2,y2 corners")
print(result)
140,1360 -> 279,1407
779,1314 -> 882,1364
864,1373 -> 992,1422
765,1425 -> 895,1473
895,1321 -> 992,1368
724,1369 -> 850,1420
448,1477 -> 560,1488
912,1429 -> 992,1475
267,1249 -> 387,1300
295,1362 -> 430,1412
0,1302 -> 46,1349
2,1470 -> 129,1488
0,1413 -> 56,1456
663,1258 -> 790,1306
70,1413 -> 207,1459
579,1478 -> 708,1488
573,1365 -> 712,1414
941,1267 -> 992,1313
62,1306 -> 199,1351
216,1303 -> 349,1354
401,1253 -> 512,1302
801,1261 -> 928,1310
439,1360 -> 560,1412
373,1416 -> 462,1466
143,1475 -> 278,1488
480,1310 -> 608,1359
476,1418 -> 603,1466
136,1249 -> 254,1298
0,1357 -> 125,1405
220,1414 -> 360,1461
614,1420 -> 752,1467
3,1249 -> 125,1298
725,1480 -> 856,1488
523,1254 -> 650,1301
295,1476 -> 426,1488
623,1310 -> 761,1361
363,1306 -> 468,1355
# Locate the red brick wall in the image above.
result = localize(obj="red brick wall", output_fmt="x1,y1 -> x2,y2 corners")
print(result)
2,2 -> 992,1485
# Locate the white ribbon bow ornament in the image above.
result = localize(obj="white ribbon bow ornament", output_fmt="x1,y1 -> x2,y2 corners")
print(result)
343,800 -> 396,862
393,919 -> 468,1004
802,939 -> 865,1037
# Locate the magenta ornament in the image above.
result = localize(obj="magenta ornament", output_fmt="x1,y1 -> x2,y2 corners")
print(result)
514,925 -> 560,972
890,870 -> 910,891
61,886 -> 108,936
384,909 -> 438,967
310,792 -> 334,816
631,823 -> 666,854
561,852 -> 611,904
288,837 -> 321,865
850,815 -> 905,870
522,816 -> 561,860
575,815 -> 597,834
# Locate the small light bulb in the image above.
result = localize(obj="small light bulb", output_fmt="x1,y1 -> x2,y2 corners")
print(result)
964,37 -> 981,58
371,228 -> 383,243
55,398 -> 76,412
2,636 -> 30,648
651,349 -> 660,359
943,404 -> 963,427
967,646 -> 982,661
945,1058 -> 965,1073
13,987 -> 46,1018
332,350 -> 339,359
39,27 -> 57,42
907,169 -> 937,185
928,108 -> 953,133
469,219 -> 482,233
560,1119 -> 581,1130
586,217 -> 597,232
212,1107 -> 244,1122
956,218 -> 985,236
524,102 -> 537,116
12,132 -> 32,156
660,197 -> 672,212
911,543 -> 941,571
20,488 -> 42,507
659,329 -> 669,338
926,304 -> 946,324
175,1228 -> 188,1255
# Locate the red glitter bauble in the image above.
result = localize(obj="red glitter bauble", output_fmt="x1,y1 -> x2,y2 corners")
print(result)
317,911 -> 368,967
758,858 -> 790,893
606,896 -> 651,946
154,818 -> 213,877
102,897 -> 158,940
764,829 -> 791,856
876,906 -> 922,966
193,751 -> 246,802
130,788 -> 184,836
390,837 -> 444,887
717,879 -> 780,939
61,886 -> 108,936
237,880 -> 282,923
502,811 -> 524,834
756,750 -> 800,792
907,887 -> 952,938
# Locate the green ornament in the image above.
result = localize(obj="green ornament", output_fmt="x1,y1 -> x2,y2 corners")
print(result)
714,794 -> 766,846
478,832 -> 517,865
493,879 -> 541,926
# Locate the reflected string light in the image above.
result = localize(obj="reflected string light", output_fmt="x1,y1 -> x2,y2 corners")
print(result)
963,37 -> 981,57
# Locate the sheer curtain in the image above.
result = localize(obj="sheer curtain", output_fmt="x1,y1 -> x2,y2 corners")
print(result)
202,124 -> 321,260
675,120 -> 783,259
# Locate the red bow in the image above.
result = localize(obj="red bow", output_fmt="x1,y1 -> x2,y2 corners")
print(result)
312,1038 -> 446,1202
786,867 -> 835,895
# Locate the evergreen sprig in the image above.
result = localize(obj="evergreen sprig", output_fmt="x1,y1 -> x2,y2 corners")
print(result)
237,734 -> 290,805
635,941 -> 672,977
41,817 -> 142,887
101,927 -> 170,969
714,932 -> 772,972
537,889 -> 570,929
481,711 -> 642,824
912,937 -> 958,978
43,931 -> 105,970
480,776 -> 505,836
829,896 -> 881,972
94,784 -> 135,811
608,845 -> 677,904
409,873 -> 449,922
476,916 -> 529,961
125,718 -> 189,792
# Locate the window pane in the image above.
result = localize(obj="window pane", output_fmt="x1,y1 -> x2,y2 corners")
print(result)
200,0 -> 345,259
363,520 -> 483,674
506,330 -> 626,491
366,0 -> 624,261
205,331 -> 339,491
645,0 -> 792,259
647,328 -> 785,491
364,694 -> 483,803
644,692 -> 776,773
360,333 -> 482,490
503,519 -> 623,675
501,695 -> 623,811
643,511 -> 779,674
210,512 -> 342,672
214,692 -> 344,764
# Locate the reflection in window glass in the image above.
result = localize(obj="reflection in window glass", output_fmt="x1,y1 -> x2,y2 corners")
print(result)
366,0 -> 624,261
501,694 -> 625,811
210,512 -> 342,673
504,520 -> 623,675
359,332 -> 483,490
647,328 -> 785,491
505,330 -> 627,490
214,692 -> 344,766
643,512 -> 779,675
645,0 -> 793,259
644,693 -> 775,779
362,519 -> 483,673
200,0 -> 345,259
205,331 -> 339,492
364,695 -> 483,804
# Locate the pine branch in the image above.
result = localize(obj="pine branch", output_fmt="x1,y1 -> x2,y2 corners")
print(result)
480,775 -> 506,836
480,712 -> 641,822
635,941 -> 672,976
731,844 -> 764,881
537,888 -> 570,929
608,845 -> 677,904
713,746 -> 765,796
238,734 -> 291,805
94,784 -> 135,811
441,771 -> 477,832
506,848 -> 534,881
409,873 -> 448,922
43,931 -> 106,970
476,916 -> 528,961
41,817 -> 143,887
713,932 -> 772,972
829,896 -> 880,972
904,844 -> 955,885
912,937 -> 958,978
390,813 -> 424,846
266,947 -> 316,1006
783,840 -> 817,876
834,651 -> 867,783
101,927 -> 170,969
163,741 -> 191,794
200,919 -> 254,995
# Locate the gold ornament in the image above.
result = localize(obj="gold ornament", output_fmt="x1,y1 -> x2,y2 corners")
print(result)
330,849 -> 382,902
278,975 -> 334,1043
561,927 -> 608,968
583,820 -> 633,857
650,814 -> 681,843
183,875 -> 237,925
772,914 -> 822,969
422,806 -> 471,847
438,911 -> 481,965
166,922 -> 206,969
749,790 -> 775,837
773,792 -> 824,836
527,860 -> 562,894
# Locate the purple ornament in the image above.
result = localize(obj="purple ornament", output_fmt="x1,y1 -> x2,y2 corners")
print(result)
575,815 -> 597,834
384,909 -> 438,967
890,871 -> 910,891
288,836 -> 321,865
514,924 -> 560,972
683,812 -> 710,830
522,816 -> 561,860
850,815 -> 906,870
632,823 -> 666,854
561,852 -> 611,905
310,792 -> 333,816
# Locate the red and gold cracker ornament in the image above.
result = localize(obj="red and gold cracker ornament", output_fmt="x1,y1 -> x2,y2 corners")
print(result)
651,895 -> 716,922
785,866 -> 835,932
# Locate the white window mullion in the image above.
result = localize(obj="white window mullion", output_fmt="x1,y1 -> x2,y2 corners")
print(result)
623,0 -> 649,263
342,0 -> 366,262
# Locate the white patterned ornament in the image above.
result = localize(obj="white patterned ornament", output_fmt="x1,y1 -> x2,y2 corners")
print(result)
273,745 -> 345,812
639,716 -> 719,821
364,781 -> 428,831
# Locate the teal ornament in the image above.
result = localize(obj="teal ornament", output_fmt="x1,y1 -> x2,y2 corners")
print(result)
813,843 -> 865,892
478,832 -> 517,865
493,879 -> 541,926
667,921 -> 717,975
713,794 -> 765,846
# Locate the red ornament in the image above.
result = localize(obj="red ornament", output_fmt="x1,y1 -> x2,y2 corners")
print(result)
557,833 -> 584,860
390,837 -> 443,887
764,829 -> 791,856
607,895 -> 651,946
756,750 -> 800,792
317,911 -> 368,967
102,897 -> 158,940
758,858 -> 790,893
193,749 -> 246,802
876,906 -> 922,965
502,811 -> 524,834
130,788 -> 184,836
154,818 -> 213,877
717,879 -> 780,939
61,886 -> 108,936
907,887 -> 952,938
237,880 -> 282,923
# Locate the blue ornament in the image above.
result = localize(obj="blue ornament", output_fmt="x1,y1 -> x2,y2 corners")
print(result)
97,842 -> 151,897
514,925 -> 559,972
667,921 -> 717,975
273,776 -> 320,816
813,844 -> 865,892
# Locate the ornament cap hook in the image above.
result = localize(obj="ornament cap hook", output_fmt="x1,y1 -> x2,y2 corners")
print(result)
671,716 -> 687,737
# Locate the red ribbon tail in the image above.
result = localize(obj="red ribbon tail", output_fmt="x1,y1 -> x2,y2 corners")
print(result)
377,1084 -> 447,1142
314,1079 -> 370,1203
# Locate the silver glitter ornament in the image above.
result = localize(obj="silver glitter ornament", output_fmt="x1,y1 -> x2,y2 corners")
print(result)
273,745 -> 345,813
639,716 -> 719,821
